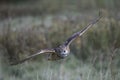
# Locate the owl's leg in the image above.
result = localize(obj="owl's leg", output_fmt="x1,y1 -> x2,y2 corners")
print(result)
47,53 -> 52,60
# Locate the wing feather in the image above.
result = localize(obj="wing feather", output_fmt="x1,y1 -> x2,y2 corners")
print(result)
64,16 -> 102,46
10,49 -> 55,65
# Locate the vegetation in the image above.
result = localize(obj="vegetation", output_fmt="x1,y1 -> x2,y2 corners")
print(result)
0,0 -> 120,80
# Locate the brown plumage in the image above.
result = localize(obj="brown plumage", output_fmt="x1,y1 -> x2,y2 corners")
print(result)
11,15 -> 102,65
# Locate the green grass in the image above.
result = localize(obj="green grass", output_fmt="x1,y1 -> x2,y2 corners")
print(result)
0,9 -> 120,80
0,54 -> 120,80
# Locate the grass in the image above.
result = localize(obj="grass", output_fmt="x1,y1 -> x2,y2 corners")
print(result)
0,9 -> 120,80
0,55 -> 120,80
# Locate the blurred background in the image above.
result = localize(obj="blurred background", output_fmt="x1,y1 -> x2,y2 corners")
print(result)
0,0 -> 120,80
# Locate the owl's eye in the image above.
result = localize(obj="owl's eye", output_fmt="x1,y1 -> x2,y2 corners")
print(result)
63,50 -> 66,52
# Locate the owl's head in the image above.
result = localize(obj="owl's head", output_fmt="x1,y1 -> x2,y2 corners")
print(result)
55,45 -> 70,58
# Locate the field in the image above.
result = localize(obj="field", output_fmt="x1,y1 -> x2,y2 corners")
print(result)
0,0 -> 120,80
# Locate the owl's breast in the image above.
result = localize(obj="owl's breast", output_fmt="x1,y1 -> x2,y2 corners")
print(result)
47,53 -> 63,61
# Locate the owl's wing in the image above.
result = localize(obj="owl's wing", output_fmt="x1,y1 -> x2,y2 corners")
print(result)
64,15 -> 102,46
10,49 -> 55,65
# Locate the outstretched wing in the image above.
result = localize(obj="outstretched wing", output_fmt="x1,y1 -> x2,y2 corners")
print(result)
64,15 -> 102,46
10,49 -> 55,65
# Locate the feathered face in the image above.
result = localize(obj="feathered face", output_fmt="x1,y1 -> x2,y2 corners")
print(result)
60,49 -> 69,58
55,45 -> 70,58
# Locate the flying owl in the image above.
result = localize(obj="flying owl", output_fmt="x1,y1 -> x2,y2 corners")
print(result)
11,14 -> 102,65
